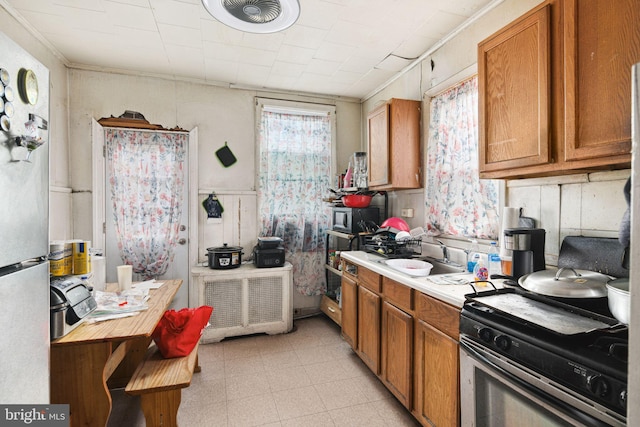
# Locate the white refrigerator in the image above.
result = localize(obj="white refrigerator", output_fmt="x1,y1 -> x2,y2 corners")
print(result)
0,31 -> 50,403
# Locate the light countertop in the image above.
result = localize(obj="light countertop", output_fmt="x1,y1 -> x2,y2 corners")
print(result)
340,251 -> 509,308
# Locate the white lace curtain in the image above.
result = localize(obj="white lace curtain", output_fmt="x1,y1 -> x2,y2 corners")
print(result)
257,107 -> 333,296
105,128 -> 187,279
425,76 -> 500,239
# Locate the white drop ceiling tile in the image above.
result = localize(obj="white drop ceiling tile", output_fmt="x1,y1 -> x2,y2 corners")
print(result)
239,32 -> 286,51
112,26 -> 164,49
108,0 -> 150,7
52,0 -> 104,10
416,11 -> 468,38
314,42 -> 356,63
304,58 -> 342,76
324,20 -> 374,48
236,64 -> 271,87
375,54 -> 413,72
104,1 -> 158,31
281,25 -> 328,50
296,1 -> 347,31
270,61 -> 306,78
10,10 -> 70,37
234,47 -> 278,68
393,35 -> 439,59
165,45 -> 206,77
200,19 -> 244,44
157,23 -> 202,48
340,56 -> 379,74
276,44 -> 316,65
437,0 -> 495,16
10,1 -> 65,15
265,73 -> 299,92
204,58 -> 240,83
203,41 -> 241,62
330,69 -> 362,85
151,0 -> 202,28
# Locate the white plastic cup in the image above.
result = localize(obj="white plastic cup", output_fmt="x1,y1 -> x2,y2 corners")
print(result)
117,265 -> 133,291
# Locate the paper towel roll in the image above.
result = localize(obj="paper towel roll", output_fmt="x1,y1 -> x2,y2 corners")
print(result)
91,256 -> 106,291
500,207 -> 521,257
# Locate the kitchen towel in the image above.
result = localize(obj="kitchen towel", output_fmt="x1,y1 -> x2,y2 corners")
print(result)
500,207 -> 520,258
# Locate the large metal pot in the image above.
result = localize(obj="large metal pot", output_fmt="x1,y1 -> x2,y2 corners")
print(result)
518,268 -> 610,298
606,278 -> 629,324
206,244 -> 243,269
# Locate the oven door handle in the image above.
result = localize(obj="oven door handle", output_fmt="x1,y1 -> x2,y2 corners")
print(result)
460,340 -> 614,427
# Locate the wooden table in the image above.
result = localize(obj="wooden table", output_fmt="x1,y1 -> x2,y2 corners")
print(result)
50,280 -> 182,427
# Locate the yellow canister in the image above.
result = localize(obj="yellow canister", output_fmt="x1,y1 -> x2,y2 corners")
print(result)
49,242 -> 67,276
72,241 -> 91,275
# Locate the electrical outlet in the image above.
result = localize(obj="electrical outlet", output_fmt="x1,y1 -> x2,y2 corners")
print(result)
401,208 -> 414,218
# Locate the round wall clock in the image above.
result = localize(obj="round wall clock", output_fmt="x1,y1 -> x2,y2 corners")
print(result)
18,68 -> 38,105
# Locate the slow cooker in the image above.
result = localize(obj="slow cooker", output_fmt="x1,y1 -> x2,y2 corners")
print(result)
207,244 -> 243,269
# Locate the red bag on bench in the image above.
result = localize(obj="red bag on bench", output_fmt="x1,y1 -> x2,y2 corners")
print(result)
152,306 -> 213,358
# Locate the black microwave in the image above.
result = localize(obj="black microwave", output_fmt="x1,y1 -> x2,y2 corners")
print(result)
332,207 -> 379,234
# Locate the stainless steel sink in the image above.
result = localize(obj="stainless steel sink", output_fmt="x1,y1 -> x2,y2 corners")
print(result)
418,257 -> 467,275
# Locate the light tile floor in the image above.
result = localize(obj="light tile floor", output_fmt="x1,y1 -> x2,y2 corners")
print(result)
108,315 -> 420,426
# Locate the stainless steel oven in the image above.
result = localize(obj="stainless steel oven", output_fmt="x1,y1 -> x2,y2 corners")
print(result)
460,287 -> 627,427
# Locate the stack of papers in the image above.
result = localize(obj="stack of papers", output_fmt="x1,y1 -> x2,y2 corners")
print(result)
87,280 -> 163,323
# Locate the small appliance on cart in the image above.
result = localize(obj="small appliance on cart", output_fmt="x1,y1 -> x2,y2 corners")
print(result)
253,237 -> 285,268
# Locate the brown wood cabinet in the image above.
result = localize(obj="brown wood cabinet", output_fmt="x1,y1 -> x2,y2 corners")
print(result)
413,292 -> 460,427
340,270 -> 358,349
413,319 -> 459,427
340,262 -> 461,426
367,99 -> 422,190
357,285 -> 381,374
478,0 -> 640,179
381,300 -> 413,409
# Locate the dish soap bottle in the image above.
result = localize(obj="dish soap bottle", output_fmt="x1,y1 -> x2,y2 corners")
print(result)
467,239 -> 480,273
473,258 -> 489,284
488,241 -> 501,278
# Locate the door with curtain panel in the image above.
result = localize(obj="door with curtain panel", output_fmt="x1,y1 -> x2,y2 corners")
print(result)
103,127 -> 190,309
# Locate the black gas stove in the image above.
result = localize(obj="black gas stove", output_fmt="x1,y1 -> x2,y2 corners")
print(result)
460,286 -> 628,422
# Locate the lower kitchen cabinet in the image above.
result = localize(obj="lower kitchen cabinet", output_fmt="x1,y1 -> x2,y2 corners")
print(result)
341,271 -> 358,348
413,319 -> 459,427
357,285 -> 381,374
381,301 -> 413,408
340,260 -> 461,427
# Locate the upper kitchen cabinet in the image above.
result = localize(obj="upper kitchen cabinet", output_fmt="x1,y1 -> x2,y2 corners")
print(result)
367,99 -> 421,190
478,0 -> 640,179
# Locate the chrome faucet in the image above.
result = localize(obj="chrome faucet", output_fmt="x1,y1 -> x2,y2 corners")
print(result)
436,240 -> 449,263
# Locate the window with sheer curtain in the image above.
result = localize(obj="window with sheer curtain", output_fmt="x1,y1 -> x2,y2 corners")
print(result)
425,76 -> 500,239
256,101 -> 335,296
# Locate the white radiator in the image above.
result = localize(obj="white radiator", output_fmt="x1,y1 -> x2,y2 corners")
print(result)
191,263 -> 293,343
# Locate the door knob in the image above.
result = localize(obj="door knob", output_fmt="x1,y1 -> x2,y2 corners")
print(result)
178,238 -> 187,245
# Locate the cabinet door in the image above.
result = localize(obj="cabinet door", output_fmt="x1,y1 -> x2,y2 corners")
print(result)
357,285 -> 381,374
388,99 -> 421,189
413,319 -> 459,427
563,0 -> 639,162
341,273 -> 358,349
381,301 -> 413,409
367,103 -> 390,187
478,4 -> 551,173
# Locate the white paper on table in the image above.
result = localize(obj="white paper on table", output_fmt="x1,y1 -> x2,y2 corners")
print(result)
133,279 -> 163,290
86,312 -> 141,324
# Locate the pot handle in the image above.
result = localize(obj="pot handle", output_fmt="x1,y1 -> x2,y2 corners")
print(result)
554,267 -> 580,281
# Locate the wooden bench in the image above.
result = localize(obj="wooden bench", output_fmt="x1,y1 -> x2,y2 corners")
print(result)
125,342 -> 200,427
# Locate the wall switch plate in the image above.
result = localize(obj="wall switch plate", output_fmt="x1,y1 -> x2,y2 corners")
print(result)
401,208 -> 414,218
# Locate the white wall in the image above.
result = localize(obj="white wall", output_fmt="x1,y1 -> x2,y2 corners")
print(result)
67,69 -> 361,310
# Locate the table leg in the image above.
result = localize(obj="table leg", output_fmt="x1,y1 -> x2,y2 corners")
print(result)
50,342 -> 113,427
